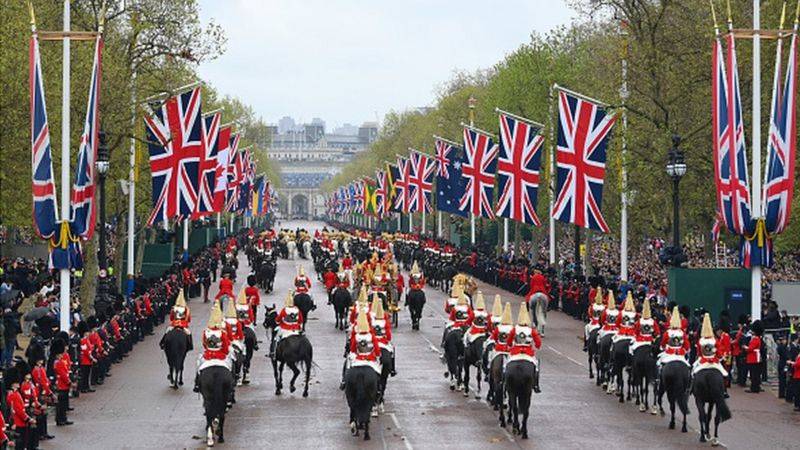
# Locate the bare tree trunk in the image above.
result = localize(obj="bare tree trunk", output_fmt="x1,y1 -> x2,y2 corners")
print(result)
80,233 -> 98,316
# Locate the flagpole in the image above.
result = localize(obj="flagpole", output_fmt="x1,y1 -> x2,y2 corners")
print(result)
503,218 -> 509,252
183,218 -> 189,256
59,0 -> 71,330
469,96 -> 476,245
409,212 -> 413,233
548,85 -> 556,265
751,0 -> 763,320
422,209 -> 426,235
437,211 -> 442,237
620,21 -> 630,282
127,73 -> 136,279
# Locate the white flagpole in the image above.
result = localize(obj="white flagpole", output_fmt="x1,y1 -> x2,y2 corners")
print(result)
422,209 -> 427,235
183,218 -> 189,252
620,22 -> 630,282
548,85 -> 556,265
503,218 -> 509,252
408,212 -> 413,233
751,0 -> 763,320
127,66 -> 137,279
437,211 -> 442,237
59,0 -> 71,331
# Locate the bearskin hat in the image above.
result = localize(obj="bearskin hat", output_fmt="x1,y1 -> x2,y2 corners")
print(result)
77,321 -> 89,335
14,358 -> 31,377
750,320 -> 764,336
4,367 -> 21,386
86,316 -> 98,329
247,275 -> 257,286
51,338 -> 67,356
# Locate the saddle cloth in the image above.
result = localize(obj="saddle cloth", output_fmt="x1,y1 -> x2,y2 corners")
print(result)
465,331 -> 487,344
612,334 -> 634,344
278,328 -> 301,340
378,342 -> 394,353
349,356 -> 382,375
508,354 -> 538,366
657,353 -> 690,367
198,358 -> 232,372
629,340 -> 653,354
692,362 -> 728,377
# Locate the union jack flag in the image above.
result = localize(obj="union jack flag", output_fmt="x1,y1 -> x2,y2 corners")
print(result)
407,150 -> 435,213
30,30 -> 58,239
195,112 -> 220,218
763,28 -> 797,236
225,133 -> 241,213
551,89 -> 617,232
712,32 -> 753,236
459,126 -> 499,219
213,125 -> 231,212
374,169 -> 389,218
69,35 -> 103,240
353,180 -> 365,215
145,87 -> 204,226
393,156 -> 412,214
435,139 -> 454,179
495,113 -> 543,226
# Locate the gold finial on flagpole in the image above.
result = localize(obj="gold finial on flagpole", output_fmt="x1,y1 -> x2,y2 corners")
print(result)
99,1 -> 108,34
710,0 -> 719,31
794,0 -> 800,25
725,0 -> 733,28
28,0 -> 37,32
779,1 -> 787,31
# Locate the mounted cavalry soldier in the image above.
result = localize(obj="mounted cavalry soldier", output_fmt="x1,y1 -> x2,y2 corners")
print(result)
658,306 -> 690,366
508,302 -> 542,393
631,298 -> 659,353
614,293 -> 637,343
371,295 -> 396,377
193,302 -> 231,393
294,266 -> 311,294
341,309 -> 381,390
466,291 -> 490,345
442,290 -> 473,347
270,291 -> 303,358
598,292 -> 619,340
225,297 -> 244,359
349,286 -> 372,326
409,261 -> 425,290
162,289 -> 193,351
584,288 -> 606,351
693,313 -> 728,378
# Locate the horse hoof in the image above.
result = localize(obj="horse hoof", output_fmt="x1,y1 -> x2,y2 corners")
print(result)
681,425 -> 687,433
302,391 -> 308,398
443,372 -> 449,378
207,439 -> 214,447
178,380 -> 183,386
290,385 -> 296,393
699,435 -> 707,443
350,422 -> 357,436
639,404 -> 646,413
364,433 -> 371,441
589,373 -> 594,379
475,394 -> 481,400
521,432 -> 528,440
218,437 -> 225,443
275,389 -> 282,395
463,390 -> 469,398
669,421 -> 675,430
711,437 -> 720,447
450,385 -> 455,391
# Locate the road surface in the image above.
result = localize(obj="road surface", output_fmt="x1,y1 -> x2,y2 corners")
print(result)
45,220 -> 800,449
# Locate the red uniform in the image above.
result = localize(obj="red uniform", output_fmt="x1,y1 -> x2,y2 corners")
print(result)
20,381 -> 40,413
633,320 -> 660,343
80,336 -> 95,365
660,331 -> 690,355
449,306 -> 474,329
6,390 -> 30,428
745,335 -> 762,364
696,338 -> 724,365
409,275 -> 425,290
245,286 -> 261,307
792,355 -> 800,380
373,314 -> 392,345
490,326 -> 513,353
507,326 -> 542,357
395,273 -> 405,293
54,356 -> 71,391
323,271 -> 337,291
90,331 -> 105,359
294,276 -> 311,293
144,294 -> 153,316
349,332 -> 381,362
226,320 -> 244,342
717,332 -> 731,358
170,308 -> 191,329
276,307 -> 304,332
342,256 -> 353,270
31,365 -> 52,397
217,278 -> 235,299
202,328 -> 230,360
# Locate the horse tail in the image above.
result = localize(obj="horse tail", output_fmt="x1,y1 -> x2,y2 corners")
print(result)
535,294 -> 547,328
207,370 -> 227,421
676,371 -> 690,415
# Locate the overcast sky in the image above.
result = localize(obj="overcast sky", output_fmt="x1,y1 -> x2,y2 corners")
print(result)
198,0 -> 575,129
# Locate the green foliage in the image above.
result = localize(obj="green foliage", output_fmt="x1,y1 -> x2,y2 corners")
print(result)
330,0 -> 800,246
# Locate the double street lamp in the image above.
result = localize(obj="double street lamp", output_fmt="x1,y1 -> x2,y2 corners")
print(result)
663,134 -> 687,267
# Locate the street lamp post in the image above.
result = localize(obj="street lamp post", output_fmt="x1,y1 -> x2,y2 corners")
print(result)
665,135 -> 687,266
95,131 -> 111,314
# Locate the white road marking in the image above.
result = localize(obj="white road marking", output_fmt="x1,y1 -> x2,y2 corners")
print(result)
546,345 -> 586,368
389,412 -> 414,450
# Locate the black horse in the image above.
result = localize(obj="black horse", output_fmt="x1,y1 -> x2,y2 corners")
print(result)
376,347 -> 393,414
271,334 -> 313,397
463,334 -> 487,399
631,344 -> 657,413
586,328 -> 600,381
406,288 -> 426,330
257,258 -> 277,293
241,326 -> 258,384
331,287 -> 352,331
198,365 -> 234,447
693,368 -> 731,445
293,293 -> 315,331
658,360 -> 691,432
163,328 -> 189,389
611,338 -> 633,403
597,333 -> 615,391
504,360 -> 535,439
443,327 -> 465,391
345,365 -> 379,441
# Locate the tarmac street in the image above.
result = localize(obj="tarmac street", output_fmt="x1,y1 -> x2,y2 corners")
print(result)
46,221 -> 800,449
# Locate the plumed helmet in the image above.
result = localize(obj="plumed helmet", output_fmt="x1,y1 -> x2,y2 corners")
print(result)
594,288 -> 604,305
357,286 -> 368,304
517,302 -> 531,327
475,291 -> 485,311
237,287 -> 248,306
623,291 -> 635,312
372,293 -> 384,318
642,298 -> 652,320
174,289 -> 187,308
606,291 -> 616,310
492,294 -> 503,317
285,290 -> 295,308
751,319 -> 764,336
669,306 -> 682,329
225,296 -> 238,319
356,310 -> 370,333
207,301 -> 224,328
701,313 -> 714,339
501,303 -> 513,326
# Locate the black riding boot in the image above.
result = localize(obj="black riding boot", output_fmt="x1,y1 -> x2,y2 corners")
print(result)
269,335 -> 276,359
390,353 -> 397,377
533,367 -> 541,393
340,359 -> 348,390
193,373 -> 201,393
186,333 -> 194,352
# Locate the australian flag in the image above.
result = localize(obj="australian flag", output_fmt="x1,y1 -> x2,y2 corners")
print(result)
435,139 -> 467,217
